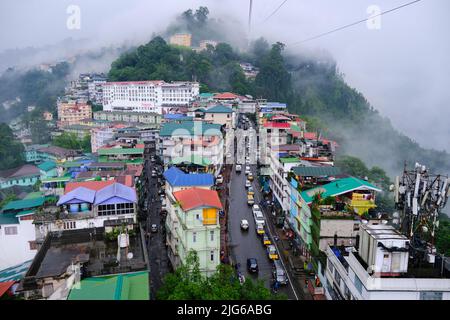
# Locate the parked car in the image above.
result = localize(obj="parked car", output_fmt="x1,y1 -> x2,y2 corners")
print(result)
245,166 -> 251,173
236,164 -> 242,173
216,175 -> 224,184
272,260 -> 288,285
255,222 -> 265,235
247,194 -> 255,205
240,219 -> 249,231
151,170 -> 157,177
248,173 -> 254,181
262,234 -> 272,246
247,258 -> 259,273
253,210 -> 265,226
247,186 -> 254,196
151,224 -> 158,233
267,245 -> 279,260
245,179 -> 252,188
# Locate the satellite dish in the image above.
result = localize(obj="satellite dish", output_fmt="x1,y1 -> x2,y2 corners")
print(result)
127,252 -> 134,260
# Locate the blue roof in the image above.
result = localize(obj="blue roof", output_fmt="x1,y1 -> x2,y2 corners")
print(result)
266,102 -> 287,108
163,167 -> 214,187
164,114 -> 189,119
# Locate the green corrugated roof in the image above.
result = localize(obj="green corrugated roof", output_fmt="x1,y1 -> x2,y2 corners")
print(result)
98,148 -> 144,155
279,157 -> 301,164
38,161 -> 56,171
300,176 -> 382,204
290,124 -> 302,132
0,213 -> 19,225
15,210 -> 34,217
292,166 -> 342,177
160,121 -> 222,137
68,272 -> 149,300
170,155 -> 212,166
199,93 -> 214,98
2,197 -> 45,211
204,105 -> 233,113
23,191 -> 44,200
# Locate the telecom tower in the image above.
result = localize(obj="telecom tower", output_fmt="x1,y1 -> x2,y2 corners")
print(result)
392,162 -> 450,265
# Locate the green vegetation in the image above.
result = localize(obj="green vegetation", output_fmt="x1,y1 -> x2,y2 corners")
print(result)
157,251 -> 285,300
0,123 -> 25,170
436,214 -> 450,256
53,132 -> 91,153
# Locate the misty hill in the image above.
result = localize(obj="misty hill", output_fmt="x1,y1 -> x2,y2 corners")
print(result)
108,34 -> 450,177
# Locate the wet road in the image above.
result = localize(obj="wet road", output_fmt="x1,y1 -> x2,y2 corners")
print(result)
228,118 -> 296,299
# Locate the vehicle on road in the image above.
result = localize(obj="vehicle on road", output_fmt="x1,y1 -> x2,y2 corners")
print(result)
272,260 -> 288,285
236,164 -> 242,173
151,224 -> 158,233
253,210 -> 265,226
247,258 -> 259,273
248,173 -> 254,181
245,179 -> 251,188
255,222 -> 265,235
262,234 -> 272,246
247,194 -> 254,205
151,170 -> 157,177
245,166 -> 251,173
267,245 -> 279,260
240,219 -> 249,230
247,186 -> 254,196
216,174 -> 224,184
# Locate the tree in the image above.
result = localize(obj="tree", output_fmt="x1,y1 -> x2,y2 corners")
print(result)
53,132 -> 90,152
156,250 -> 281,300
0,123 -> 25,170
435,218 -> 450,256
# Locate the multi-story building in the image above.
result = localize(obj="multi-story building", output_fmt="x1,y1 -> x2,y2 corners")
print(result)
159,121 -> 224,175
199,40 -> 218,51
195,105 -> 235,129
165,187 -> 222,275
169,33 -> 192,47
93,110 -> 162,125
323,224 -> 450,300
57,101 -> 92,128
97,143 -> 145,165
0,164 -> 41,189
91,127 -> 115,153
102,81 -> 199,114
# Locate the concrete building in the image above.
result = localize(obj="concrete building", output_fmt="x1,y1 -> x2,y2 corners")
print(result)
102,81 -> 199,114
93,110 -> 161,125
165,188 -> 222,276
169,33 -> 192,47
199,40 -> 218,50
91,127 -> 115,153
195,105 -> 235,129
0,165 -> 41,189
159,121 -> 224,176
323,224 -> 450,300
57,101 -> 92,128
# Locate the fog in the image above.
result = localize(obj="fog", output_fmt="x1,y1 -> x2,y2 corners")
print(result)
1,0 -> 449,153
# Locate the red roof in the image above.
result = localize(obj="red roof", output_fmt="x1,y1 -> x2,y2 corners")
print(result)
263,122 -> 291,129
213,92 -> 240,100
0,281 -> 15,297
303,132 -> 318,140
115,175 -> 134,187
173,188 -> 223,211
65,180 -> 115,193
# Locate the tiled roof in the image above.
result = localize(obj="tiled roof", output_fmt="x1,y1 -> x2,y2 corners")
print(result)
0,164 -> 40,180
173,188 -> 222,211
65,180 -> 115,193
213,92 -> 240,100
159,121 -> 222,137
163,167 -> 214,187
300,176 -> 382,204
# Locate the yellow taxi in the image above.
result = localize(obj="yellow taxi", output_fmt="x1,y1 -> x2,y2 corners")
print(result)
248,174 -> 254,181
256,223 -> 265,235
262,234 -> 271,246
267,245 -> 279,260
247,194 -> 255,205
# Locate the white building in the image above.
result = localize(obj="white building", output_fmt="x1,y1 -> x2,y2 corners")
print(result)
323,224 -> 450,300
102,81 -> 200,114
0,211 -> 37,270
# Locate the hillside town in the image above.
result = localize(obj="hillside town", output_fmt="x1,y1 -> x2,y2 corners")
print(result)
1,56 -> 449,301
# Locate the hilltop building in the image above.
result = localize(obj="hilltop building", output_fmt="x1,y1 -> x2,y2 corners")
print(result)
169,33 -> 192,47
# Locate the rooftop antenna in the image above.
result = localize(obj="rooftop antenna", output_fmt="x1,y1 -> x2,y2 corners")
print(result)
248,0 -> 253,46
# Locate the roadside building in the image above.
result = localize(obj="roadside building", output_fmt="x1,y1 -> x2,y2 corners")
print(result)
97,143 -> 145,164
165,188 -> 222,275
163,166 -> 214,194
93,110 -> 161,125
0,164 -> 40,189
57,101 -> 92,128
195,105 -> 235,129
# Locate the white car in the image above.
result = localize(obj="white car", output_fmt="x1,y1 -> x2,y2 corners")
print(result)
236,164 -> 242,172
252,204 -> 261,212
245,179 -> 251,188
240,219 -> 249,230
253,210 -> 265,226
216,175 -> 224,184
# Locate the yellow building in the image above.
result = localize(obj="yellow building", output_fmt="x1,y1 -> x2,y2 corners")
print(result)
169,33 -> 192,47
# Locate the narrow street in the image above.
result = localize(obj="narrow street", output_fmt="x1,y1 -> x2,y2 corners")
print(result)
143,144 -> 170,299
227,116 -> 297,299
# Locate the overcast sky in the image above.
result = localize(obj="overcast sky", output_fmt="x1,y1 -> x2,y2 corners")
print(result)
0,0 -> 448,152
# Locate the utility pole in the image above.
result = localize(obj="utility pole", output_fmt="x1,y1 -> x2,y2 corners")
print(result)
248,0 -> 253,44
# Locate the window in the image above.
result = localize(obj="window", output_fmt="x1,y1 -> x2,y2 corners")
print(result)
210,251 -> 214,262
210,230 -> 214,242
64,221 -> 76,230
420,292 -> 443,300
4,226 -> 18,235
193,232 -> 197,243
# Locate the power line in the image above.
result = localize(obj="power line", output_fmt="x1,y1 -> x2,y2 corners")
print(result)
290,0 -> 423,46
262,0 -> 289,23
